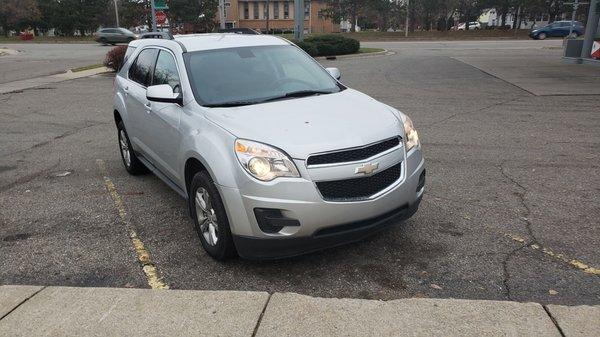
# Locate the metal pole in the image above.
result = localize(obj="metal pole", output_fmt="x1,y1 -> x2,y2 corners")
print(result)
404,0 -> 409,37
266,0 -> 270,33
219,0 -> 226,29
294,0 -> 304,41
569,0 -> 578,36
113,0 -> 120,27
581,0 -> 599,57
150,0 -> 157,32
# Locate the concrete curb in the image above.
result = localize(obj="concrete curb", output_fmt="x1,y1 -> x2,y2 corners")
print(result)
1,285 -> 598,336
0,66 -> 111,95
0,48 -> 19,56
315,49 -> 391,61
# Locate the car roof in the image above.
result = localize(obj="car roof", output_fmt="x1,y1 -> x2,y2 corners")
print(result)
174,34 -> 290,52
128,33 -> 292,54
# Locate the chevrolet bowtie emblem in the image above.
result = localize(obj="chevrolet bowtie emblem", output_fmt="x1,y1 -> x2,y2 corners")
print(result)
355,162 -> 379,175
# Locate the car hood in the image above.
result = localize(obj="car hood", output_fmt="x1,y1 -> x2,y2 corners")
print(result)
203,89 -> 403,159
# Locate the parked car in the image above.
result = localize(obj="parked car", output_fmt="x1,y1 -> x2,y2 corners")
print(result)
95,28 -> 137,45
218,27 -> 261,34
457,22 -> 481,30
113,34 -> 425,260
139,31 -> 173,39
529,21 -> 584,39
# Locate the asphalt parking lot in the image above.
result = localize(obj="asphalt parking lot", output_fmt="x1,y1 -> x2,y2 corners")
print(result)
1,40 -> 599,305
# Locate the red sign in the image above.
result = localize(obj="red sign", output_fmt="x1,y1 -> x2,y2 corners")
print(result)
592,41 -> 600,60
155,11 -> 167,25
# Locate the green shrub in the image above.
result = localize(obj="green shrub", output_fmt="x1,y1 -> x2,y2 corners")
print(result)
293,34 -> 360,57
295,40 -> 319,56
103,45 -> 127,71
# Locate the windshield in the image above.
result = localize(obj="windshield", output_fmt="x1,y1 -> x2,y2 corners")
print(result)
184,45 -> 342,107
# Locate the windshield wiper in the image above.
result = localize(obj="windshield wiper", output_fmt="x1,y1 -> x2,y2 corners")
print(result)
262,90 -> 335,103
204,90 -> 334,107
204,101 -> 261,108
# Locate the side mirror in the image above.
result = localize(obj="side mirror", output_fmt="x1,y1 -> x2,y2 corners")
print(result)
326,67 -> 341,80
146,84 -> 183,105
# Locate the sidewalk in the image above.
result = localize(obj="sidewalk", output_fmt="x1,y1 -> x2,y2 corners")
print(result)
0,66 -> 110,95
1,285 -> 598,336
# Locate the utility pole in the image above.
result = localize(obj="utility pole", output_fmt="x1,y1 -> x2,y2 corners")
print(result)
219,0 -> 226,29
113,0 -> 120,27
405,0 -> 410,37
266,0 -> 270,33
294,0 -> 305,41
563,0 -> 588,37
581,0 -> 599,58
150,0 -> 157,32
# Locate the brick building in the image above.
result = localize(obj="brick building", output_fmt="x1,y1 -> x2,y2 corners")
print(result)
219,0 -> 339,34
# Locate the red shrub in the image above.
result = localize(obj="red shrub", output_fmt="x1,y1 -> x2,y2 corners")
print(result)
103,45 -> 128,71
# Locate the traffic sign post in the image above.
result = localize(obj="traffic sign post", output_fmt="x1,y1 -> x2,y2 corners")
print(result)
592,41 -> 600,59
150,0 -> 157,32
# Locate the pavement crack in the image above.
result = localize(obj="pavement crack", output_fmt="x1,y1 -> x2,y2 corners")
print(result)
543,305 -> 566,337
252,293 -> 272,337
498,160 -> 541,301
422,97 -> 521,129
501,245 -> 525,301
498,160 -> 539,245
3,121 -> 108,157
0,286 -> 46,321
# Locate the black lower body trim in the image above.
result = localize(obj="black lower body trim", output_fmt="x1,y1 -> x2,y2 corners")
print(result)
233,197 -> 422,260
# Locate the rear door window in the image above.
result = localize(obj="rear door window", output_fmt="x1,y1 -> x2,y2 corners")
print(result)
128,48 -> 159,87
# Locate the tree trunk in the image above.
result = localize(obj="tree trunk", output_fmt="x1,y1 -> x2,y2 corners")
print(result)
350,2 -> 357,32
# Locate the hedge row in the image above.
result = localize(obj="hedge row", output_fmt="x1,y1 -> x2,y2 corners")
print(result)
293,35 -> 360,57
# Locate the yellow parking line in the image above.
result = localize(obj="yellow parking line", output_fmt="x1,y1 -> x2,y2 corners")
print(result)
505,234 -> 600,276
97,159 -> 169,289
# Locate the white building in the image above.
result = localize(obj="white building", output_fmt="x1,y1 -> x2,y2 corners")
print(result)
478,8 -> 549,29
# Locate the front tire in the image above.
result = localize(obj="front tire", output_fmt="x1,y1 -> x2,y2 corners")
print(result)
537,32 -> 547,40
189,171 -> 236,260
117,121 -> 147,175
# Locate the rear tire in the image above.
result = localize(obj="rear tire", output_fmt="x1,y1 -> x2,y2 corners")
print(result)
117,121 -> 147,175
189,171 -> 237,261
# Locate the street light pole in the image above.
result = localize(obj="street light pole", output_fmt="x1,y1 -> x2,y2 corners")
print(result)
294,0 -> 305,41
113,0 -> 120,27
150,0 -> 157,32
581,0 -> 599,58
266,0 -> 270,33
405,0 -> 410,37
219,0 -> 226,29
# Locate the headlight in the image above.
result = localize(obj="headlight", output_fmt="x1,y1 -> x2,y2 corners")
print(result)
234,139 -> 300,181
403,115 -> 420,151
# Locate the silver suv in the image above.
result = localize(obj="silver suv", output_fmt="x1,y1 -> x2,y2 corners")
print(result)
113,34 -> 425,260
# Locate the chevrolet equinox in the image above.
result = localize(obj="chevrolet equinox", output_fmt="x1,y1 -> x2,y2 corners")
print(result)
113,34 -> 425,260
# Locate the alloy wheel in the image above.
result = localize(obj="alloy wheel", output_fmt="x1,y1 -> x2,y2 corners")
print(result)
195,187 -> 219,246
119,130 -> 131,168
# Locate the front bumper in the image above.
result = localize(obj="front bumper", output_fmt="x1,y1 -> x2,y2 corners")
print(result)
217,146 -> 425,259
233,196 -> 421,259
